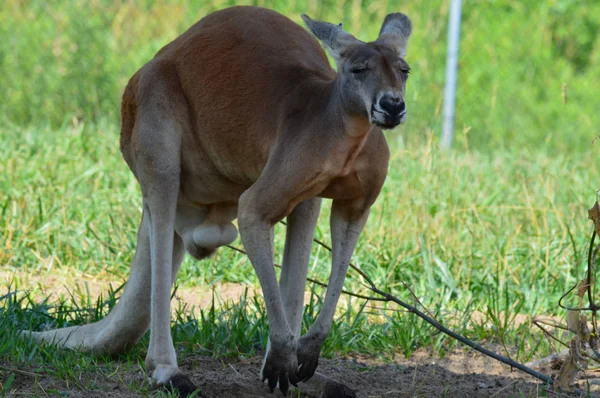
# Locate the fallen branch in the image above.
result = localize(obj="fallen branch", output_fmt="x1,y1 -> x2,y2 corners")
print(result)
305,238 -> 566,388
225,212 -> 600,395
226,244 -> 558,389
358,268 -> 555,386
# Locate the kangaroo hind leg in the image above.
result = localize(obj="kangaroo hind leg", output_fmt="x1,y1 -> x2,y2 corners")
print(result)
129,62 -> 197,395
22,206 -> 186,355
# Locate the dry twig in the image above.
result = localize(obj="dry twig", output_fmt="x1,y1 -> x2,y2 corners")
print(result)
223,199 -> 600,395
227,236 -> 557,388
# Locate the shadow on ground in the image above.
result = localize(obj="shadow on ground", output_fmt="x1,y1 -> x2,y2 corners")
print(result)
2,352 -> 580,398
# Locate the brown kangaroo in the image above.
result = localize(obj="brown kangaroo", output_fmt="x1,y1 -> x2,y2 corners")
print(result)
25,6 -> 412,397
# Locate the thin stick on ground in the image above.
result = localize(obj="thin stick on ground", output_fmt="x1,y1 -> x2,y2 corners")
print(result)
309,236 -> 438,320
313,237 -> 574,388
226,243 -> 558,388
358,268 -> 555,386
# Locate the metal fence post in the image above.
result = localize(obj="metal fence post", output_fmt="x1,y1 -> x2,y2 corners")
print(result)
442,0 -> 462,149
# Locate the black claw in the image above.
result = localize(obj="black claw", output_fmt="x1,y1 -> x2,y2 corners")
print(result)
298,367 -> 307,382
289,370 -> 299,387
268,375 -> 277,393
298,358 -> 318,382
280,374 -> 289,396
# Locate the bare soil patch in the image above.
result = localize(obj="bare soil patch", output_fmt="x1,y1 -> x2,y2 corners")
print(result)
4,349 -> 592,397
179,353 -> 546,398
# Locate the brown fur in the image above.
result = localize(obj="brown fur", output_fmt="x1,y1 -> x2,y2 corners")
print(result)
27,6 -> 412,397
119,6 -> 389,214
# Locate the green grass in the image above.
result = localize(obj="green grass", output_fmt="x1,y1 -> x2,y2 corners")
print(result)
1,119 -> 599,394
2,0 -> 600,396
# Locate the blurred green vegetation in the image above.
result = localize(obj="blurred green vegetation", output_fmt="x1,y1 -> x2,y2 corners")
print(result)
1,0 -> 599,152
2,1 -> 600,384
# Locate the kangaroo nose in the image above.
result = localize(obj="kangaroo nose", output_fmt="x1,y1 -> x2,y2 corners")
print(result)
379,95 -> 405,117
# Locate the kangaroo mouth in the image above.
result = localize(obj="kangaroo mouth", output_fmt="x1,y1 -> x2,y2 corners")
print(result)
371,108 -> 404,130
375,121 -> 400,130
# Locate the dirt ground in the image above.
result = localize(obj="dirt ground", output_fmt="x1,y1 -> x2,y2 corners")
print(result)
2,272 -> 598,397
3,348 -> 597,398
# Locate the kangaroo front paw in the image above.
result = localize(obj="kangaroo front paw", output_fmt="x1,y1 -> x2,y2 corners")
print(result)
297,334 -> 324,382
261,337 -> 299,396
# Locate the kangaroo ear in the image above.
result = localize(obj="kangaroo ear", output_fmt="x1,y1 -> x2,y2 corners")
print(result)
302,14 -> 362,67
376,13 -> 412,58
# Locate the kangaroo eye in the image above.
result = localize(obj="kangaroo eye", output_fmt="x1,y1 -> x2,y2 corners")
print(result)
351,67 -> 368,74
401,68 -> 410,75
350,62 -> 369,74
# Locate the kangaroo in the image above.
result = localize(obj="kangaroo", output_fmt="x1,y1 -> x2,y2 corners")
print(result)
25,6 -> 412,397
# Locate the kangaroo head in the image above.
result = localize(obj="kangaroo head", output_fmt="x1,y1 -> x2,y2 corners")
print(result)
302,13 -> 412,130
